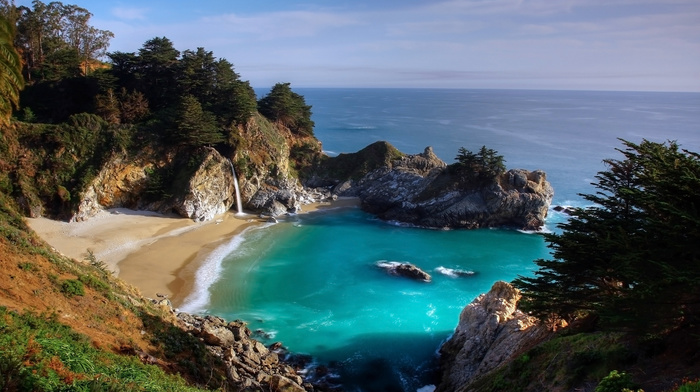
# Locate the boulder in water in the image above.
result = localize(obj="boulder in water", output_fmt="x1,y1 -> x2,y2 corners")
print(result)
376,261 -> 432,282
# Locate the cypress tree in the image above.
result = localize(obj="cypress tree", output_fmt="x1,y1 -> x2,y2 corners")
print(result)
514,139 -> 700,334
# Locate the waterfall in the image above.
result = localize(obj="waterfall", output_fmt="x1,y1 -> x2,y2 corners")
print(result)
229,160 -> 244,214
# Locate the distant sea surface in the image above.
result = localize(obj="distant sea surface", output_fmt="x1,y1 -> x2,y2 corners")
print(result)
182,89 -> 700,391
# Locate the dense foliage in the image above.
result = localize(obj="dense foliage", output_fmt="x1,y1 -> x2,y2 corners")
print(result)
514,139 -> 700,335
0,14 -> 23,126
451,145 -> 506,180
258,82 -> 314,136
3,0 -> 113,81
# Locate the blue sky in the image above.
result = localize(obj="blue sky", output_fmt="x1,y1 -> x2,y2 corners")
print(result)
15,0 -> 700,91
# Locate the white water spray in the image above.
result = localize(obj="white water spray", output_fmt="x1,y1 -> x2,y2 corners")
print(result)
229,160 -> 243,214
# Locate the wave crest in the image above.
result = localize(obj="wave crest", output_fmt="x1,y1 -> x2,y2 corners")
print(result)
435,266 -> 476,278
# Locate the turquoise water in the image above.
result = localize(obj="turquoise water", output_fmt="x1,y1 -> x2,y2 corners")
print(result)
193,208 -> 551,390
182,89 -> 700,391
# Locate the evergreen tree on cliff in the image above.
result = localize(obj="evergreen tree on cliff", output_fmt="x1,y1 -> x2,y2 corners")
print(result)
514,139 -> 700,334
0,14 -> 23,126
175,94 -> 223,147
258,82 -> 314,136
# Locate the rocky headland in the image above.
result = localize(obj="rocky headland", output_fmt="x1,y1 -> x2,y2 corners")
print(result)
436,281 -> 553,392
63,137 -> 553,232
307,141 -> 554,230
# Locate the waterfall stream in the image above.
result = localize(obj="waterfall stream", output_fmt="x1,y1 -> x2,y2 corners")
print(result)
229,160 -> 243,215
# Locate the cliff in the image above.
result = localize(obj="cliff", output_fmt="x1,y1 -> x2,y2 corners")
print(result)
307,142 -> 553,230
5,113 -> 329,223
436,281 -> 553,392
73,147 -> 237,222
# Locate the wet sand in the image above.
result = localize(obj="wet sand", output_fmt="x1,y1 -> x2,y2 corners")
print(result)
27,198 -> 360,306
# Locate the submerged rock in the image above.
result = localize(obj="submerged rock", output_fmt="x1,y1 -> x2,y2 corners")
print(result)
376,261 -> 432,282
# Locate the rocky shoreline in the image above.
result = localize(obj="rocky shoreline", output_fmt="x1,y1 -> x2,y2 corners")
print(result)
152,298 -> 342,392
65,140 -> 555,391
151,281 -> 549,392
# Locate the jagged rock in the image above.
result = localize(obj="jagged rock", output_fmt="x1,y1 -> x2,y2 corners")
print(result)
436,281 -> 553,392
172,148 -> 236,222
200,316 -> 236,347
553,205 -> 577,215
247,177 -> 306,216
309,142 -> 553,230
72,151 -> 159,221
71,147 -> 236,222
376,261 -> 432,282
174,312 -> 311,391
270,375 -> 307,392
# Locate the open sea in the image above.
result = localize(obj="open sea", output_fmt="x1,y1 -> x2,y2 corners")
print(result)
181,89 -> 700,391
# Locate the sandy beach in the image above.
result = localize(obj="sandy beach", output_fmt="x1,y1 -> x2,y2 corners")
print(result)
26,198 -> 359,307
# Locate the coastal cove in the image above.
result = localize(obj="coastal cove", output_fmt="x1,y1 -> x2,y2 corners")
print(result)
25,88 -> 700,391
184,88 -> 700,391
184,206 -> 552,390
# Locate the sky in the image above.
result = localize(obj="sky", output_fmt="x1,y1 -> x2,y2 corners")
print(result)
14,0 -> 700,92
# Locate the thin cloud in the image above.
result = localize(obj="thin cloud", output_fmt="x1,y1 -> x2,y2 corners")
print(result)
111,7 -> 149,21
200,11 -> 361,40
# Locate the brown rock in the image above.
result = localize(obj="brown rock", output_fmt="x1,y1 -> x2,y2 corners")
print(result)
436,281 -> 554,392
269,375 -> 306,392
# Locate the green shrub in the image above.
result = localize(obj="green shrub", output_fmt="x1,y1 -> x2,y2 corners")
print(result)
676,380 -> 700,392
17,262 -> 36,271
595,370 -> 640,392
79,273 -> 109,293
60,279 -> 85,297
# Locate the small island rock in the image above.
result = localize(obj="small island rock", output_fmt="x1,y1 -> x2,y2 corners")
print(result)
376,261 -> 432,282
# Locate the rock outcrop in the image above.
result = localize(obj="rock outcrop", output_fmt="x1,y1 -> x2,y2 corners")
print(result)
174,311 -> 312,391
170,148 -> 236,222
309,142 -> 554,230
376,261 -> 432,282
72,151 -> 161,221
70,116 -> 331,222
436,281 -> 552,392
72,147 -> 236,222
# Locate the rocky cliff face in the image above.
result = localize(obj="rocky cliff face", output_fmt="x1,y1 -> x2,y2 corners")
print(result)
436,281 -> 552,392
170,148 -> 236,222
73,147 -> 237,222
71,115 -> 329,222
309,142 -> 553,230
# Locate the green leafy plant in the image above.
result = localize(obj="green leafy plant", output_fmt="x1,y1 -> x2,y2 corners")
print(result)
60,279 -> 85,297
595,370 -> 641,392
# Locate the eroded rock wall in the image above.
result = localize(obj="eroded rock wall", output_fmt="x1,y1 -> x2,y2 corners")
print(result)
436,281 -> 552,392
320,143 -> 554,230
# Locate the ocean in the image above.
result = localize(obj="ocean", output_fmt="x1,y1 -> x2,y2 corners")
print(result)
181,89 -> 700,391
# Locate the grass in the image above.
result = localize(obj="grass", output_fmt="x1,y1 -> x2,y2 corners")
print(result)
313,140 -> 405,181
0,307 -> 207,392
466,331 -> 636,392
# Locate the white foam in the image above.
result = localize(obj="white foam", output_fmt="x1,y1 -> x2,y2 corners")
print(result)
518,225 -> 552,234
179,225 -> 268,314
435,266 -> 476,278
376,260 -> 403,269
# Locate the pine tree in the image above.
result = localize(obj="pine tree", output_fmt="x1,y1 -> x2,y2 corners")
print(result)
175,95 -> 223,147
0,15 -> 24,125
258,82 -> 314,136
514,139 -> 700,334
